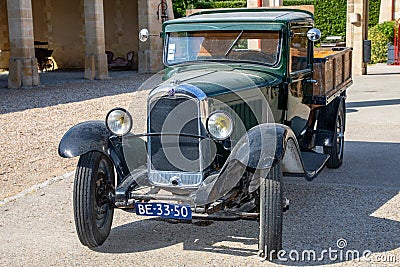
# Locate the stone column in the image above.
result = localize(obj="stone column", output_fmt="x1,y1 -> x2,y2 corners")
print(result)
397,0 -> 400,20
0,0 -> 10,69
84,0 -> 108,80
247,0 -> 258,8
380,0 -> 400,22
137,0 -> 174,73
137,0 -> 167,73
379,0 -> 393,23
7,0 -> 40,89
247,0 -> 282,7
265,0 -> 283,6
346,0 -> 369,75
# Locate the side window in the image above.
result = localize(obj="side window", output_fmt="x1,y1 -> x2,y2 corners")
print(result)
290,27 -> 309,73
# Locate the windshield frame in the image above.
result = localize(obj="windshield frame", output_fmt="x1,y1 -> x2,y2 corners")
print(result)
163,29 -> 283,68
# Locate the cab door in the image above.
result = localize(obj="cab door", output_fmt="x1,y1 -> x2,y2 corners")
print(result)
286,26 -> 313,137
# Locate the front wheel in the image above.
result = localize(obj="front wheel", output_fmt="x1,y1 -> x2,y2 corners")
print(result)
73,151 -> 115,247
258,163 -> 283,261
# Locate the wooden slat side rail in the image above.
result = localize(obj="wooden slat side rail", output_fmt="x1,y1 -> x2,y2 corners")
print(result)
311,47 -> 352,105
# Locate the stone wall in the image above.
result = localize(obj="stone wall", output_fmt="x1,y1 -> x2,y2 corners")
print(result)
0,0 -> 10,69
104,0 -> 139,69
32,0 -> 86,68
379,0 -> 400,23
1,0 -> 140,70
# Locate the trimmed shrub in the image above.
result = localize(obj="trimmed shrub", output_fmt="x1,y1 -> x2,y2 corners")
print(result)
313,0 -> 347,41
283,0 -> 381,40
196,1 -> 246,9
369,0 -> 381,28
173,0 -> 200,18
173,0 -> 382,41
173,0 -> 246,18
283,0 -> 346,40
369,21 -> 395,63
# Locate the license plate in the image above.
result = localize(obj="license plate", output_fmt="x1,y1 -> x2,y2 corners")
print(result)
134,202 -> 192,220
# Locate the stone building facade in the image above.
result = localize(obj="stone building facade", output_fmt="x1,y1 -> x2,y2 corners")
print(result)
0,0 -> 173,88
1,0 -> 393,88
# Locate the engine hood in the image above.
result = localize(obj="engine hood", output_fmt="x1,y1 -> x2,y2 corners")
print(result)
157,65 -> 282,97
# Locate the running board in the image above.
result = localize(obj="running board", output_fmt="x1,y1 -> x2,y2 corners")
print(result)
301,152 -> 330,178
283,151 -> 329,181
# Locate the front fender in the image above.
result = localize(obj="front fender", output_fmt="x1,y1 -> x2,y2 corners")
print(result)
59,121 -> 148,185
194,123 -> 305,205
222,123 -> 304,173
58,121 -> 111,158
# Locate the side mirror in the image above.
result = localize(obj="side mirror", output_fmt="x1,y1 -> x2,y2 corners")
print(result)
139,29 -> 150,42
307,28 -> 321,42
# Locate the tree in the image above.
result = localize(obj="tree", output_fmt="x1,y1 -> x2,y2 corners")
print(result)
173,0 -> 200,18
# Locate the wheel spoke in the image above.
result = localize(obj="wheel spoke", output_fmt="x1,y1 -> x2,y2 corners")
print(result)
335,112 -> 344,156
94,158 -> 114,229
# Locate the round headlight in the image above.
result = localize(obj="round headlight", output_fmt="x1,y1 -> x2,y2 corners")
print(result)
206,111 -> 234,140
106,108 -> 133,136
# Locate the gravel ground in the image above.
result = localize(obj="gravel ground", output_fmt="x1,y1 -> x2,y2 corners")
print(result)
0,70 -> 150,200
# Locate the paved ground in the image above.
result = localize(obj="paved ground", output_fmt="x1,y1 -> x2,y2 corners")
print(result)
0,64 -> 399,266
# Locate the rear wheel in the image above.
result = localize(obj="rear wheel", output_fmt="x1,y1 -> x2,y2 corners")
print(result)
74,151 -> 115,247
258,163 -> 283,261
324,99 -> 345,168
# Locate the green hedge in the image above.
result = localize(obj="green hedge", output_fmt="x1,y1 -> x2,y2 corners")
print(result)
283,0 -> 381,40
173,0 -> 246,18
283,0 -> 346,40
173,0 -> 196,18
196,1 -> 246,9
369,21 -> 395,63
369,0 -> 381,27
173,0 -> 382,41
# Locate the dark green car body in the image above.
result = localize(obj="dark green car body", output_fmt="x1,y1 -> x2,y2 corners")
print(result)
161,8 -> 317,136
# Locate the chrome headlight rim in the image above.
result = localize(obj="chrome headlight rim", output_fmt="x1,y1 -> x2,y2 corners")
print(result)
105,108 -> 133,136
206,110 -> 234,141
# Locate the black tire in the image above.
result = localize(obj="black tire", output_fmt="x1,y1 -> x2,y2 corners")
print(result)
74,151 -> 115,248
258,163 -> 283,260
324,99 -> 345,168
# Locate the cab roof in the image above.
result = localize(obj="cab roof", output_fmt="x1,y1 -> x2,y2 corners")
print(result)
165,8 -> 314,25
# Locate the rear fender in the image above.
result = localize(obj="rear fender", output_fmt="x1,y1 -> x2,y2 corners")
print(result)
314,96 -> 345,148
317,96 -> 345,132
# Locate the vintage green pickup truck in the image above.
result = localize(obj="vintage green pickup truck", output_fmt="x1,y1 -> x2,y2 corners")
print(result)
59,8 -> 352,260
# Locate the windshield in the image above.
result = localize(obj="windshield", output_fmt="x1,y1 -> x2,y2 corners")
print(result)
165,30 -> 281,66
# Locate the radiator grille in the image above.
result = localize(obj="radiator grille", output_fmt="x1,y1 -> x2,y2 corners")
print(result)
149,97 -> 201,173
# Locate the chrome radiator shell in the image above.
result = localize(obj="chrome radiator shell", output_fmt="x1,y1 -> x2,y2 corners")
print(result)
147,84 -> 208,188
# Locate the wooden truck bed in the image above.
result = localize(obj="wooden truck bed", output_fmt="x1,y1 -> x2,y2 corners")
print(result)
312,47 -> 353,105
